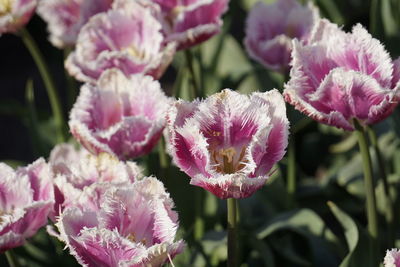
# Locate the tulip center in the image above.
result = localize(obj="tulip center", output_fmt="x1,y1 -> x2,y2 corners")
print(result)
127,233 -> 147,246
171,5 -> 184,19
285,24 -> 299,38
0,0 -> 12,15
125,45 -> 146,60
0,210 -> 7,224
211,146 -> 246,174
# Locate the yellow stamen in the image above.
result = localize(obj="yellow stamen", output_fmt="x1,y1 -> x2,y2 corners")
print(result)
0,211 -> 4,224
125,45 -> 146,60
171,5 -> 184,18
127,233 -> 147,246
127,233 -> 136,243
0,0 -> 13,15
211,146 -> 247,174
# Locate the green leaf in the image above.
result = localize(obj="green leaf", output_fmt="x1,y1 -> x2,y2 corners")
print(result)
202,230 -> 227,265
0,98 -> 26,118
329,133 -> 358,153
334,131 -> 399,199
313,0 -> 344,25
202,34 -> 252,84
327,202 -> 369,267
240,0 -> 275,11
25,79 -> 46,157
1,160 -> 26,168
257,209 -> 341,266
381,0 -> 399,36
247,236 -> 276,267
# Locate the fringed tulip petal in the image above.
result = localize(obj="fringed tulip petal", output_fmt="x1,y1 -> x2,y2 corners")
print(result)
153,0 -> 229,50
392,57 -> 400,89
49,143 -> 141,217
244,0 -> 319,72
167,89 -> 289,199
37,0 -> 113,48
0,0 -> 36,34
284,19 -> 399,130
56,177 -> 184,266
385,249 -> 400,267
69,69 -> 171,160
0,159 -> 54,252
65,1 -> 174,82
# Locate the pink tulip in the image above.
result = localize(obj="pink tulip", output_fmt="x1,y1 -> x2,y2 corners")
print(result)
384,249 -> 400,267
55,177 -> 184,267
283,19 -> 400,130
65,0 -> 175,83
153,0 -> 229,50
0,0 -> 36,34
48,143 -> 140,216
37,0 -> 113,48
166,89 -> 289,199
0,159 -> 54,252
69,69 -> 171,160
244,0 -> 319,72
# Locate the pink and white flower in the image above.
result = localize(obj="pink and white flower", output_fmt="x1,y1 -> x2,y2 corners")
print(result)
48,143 -> 140,216
283,19 -> 400,130
65,0 -> 175,83
244,0 -> 319,72
37,0 -> 113,48
384,249 -> 400,267
55,177 -> 184,267
166,89 -> 289,199
0,159 -> 54,252
153,0 -> 229,50
69,68 -> 172,160
0,0 -> 36,34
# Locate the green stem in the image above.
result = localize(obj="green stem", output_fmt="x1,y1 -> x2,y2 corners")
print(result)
285,69 -> 296,208
194,190 -> 204,241
25,79 -> 45,156
5,250 -> 20,267
184,50 -> 201,99
287,138 -> 296,208
158,136 -> 169,170
171,64 -> 185,98
368,126 -> 394,248
195,48 -> 204,97
354,120 -> 378,265
19,27 -> 65,143
227,198 -> 238,267
64,48 -> 78,110
157,136 -> 169,184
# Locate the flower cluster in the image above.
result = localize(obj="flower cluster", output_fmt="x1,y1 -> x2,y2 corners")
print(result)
0,149 -> 184,265
61,0 -> 229,82
3,0 -> 400,265
0,0 -> 232,259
